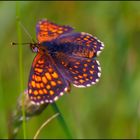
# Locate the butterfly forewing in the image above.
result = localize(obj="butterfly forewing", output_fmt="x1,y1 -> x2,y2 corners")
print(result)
36,19 -> 74,43
55,32 -> 104,58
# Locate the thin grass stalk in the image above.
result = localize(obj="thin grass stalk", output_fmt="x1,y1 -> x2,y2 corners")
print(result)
33,113 -> 59,139
16,2 -> 26,139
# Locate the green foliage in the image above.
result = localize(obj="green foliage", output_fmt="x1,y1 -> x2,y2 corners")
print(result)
0,1 -> 140,139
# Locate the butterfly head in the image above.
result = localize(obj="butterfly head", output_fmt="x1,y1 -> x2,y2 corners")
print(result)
30,43 -> 40,53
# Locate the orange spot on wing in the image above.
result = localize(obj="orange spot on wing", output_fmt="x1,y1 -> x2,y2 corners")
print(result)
52,72 -> 58,79
92,65 -> 94,68
37,96 -> 41,100
89,51 -> 94,58
40,83 -> 44,88
83,68 -> 86,72
42,76 -> 47,84
83,74 -> 87,77
51,29 -> 57,33
76,62 -> 80,65
57,80 -> 62,84
43,89 -> 48,94
86,78 -> 89,81
39,90 -> 43,94
74,65 -> 78,68
90,70 -> 94,74
29,89 -> 32,94
71,71 -> 76,74
87,59 -> 91,62
35,68 -> 43,73
90,76 -> 93,79
58,30 -> 63,34
31,81 -> 36,87
48,68 -> 53,73
38,60 -> 44,64
51,81 -> 56,86
84,64 -> 88,67
46,85 -> 51,89
34,90 -> 38,95
35,75 -> 41,82
78,75 -> 83,79
74,76 -> 78,80
79,79 -> 84,84
50,90 -> 54,95
61,61 -> 65,65
36,83 -> 41,88
45,72 -> 52,80
32,75 -> 35,80
84,37 -> 88,40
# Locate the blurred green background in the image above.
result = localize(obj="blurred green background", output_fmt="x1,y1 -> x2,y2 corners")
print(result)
0,1 -> 140,139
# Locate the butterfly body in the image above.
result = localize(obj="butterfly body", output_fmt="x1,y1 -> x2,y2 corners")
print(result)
40,41 -> 70,55
28,19 -> 104,105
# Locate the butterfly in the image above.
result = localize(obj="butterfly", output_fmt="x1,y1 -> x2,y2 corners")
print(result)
28,19 -> 104,105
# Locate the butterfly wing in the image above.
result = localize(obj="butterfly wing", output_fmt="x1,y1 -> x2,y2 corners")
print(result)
36,19 -> 74,43
28,53 -> 69,105
54,32 -> 104,58
53,53 -> 101,87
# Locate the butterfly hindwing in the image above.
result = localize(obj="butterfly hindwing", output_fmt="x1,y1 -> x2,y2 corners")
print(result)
28,53 -> 69,105
36,19 -> 74,43
53,53 -> 101,87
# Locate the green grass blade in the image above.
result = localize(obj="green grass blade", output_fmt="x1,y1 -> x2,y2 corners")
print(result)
51,103 -> 73,139
16,2 -> 27,139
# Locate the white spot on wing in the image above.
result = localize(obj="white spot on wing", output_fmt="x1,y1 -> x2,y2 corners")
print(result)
86,84 -> 91,87
31,101 -> 36,105
98,72 -> 101,77
95,79 -> 99,82
36,102 -> 40,106
97,51 -> 101,56
96,60 -> 100,66
40,101 -> 44,104
92,82 -> 95,84
101,42 -> 104,47
45,100 -> 49,103
98,66 -> 101,72
81,32 -> 93,37
100,46 -> 104,50
60,92 -> 64,96
94,36 -> 97,40
73,84 -> 86,88
49,100 -> 53,103
64,87 -> 68,92
54,96 -> 58,101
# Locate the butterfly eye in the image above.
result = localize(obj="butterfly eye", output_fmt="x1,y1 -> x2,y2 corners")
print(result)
30,43 -> 39,53
32,47 -> 38,53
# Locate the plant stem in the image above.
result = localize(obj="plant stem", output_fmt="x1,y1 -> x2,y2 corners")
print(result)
16,2 -> 27,139
51,103 -> 73,139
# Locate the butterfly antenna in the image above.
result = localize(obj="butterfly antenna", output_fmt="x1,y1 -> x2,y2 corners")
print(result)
11,42 -> 32,46
16,17 -> 36,43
